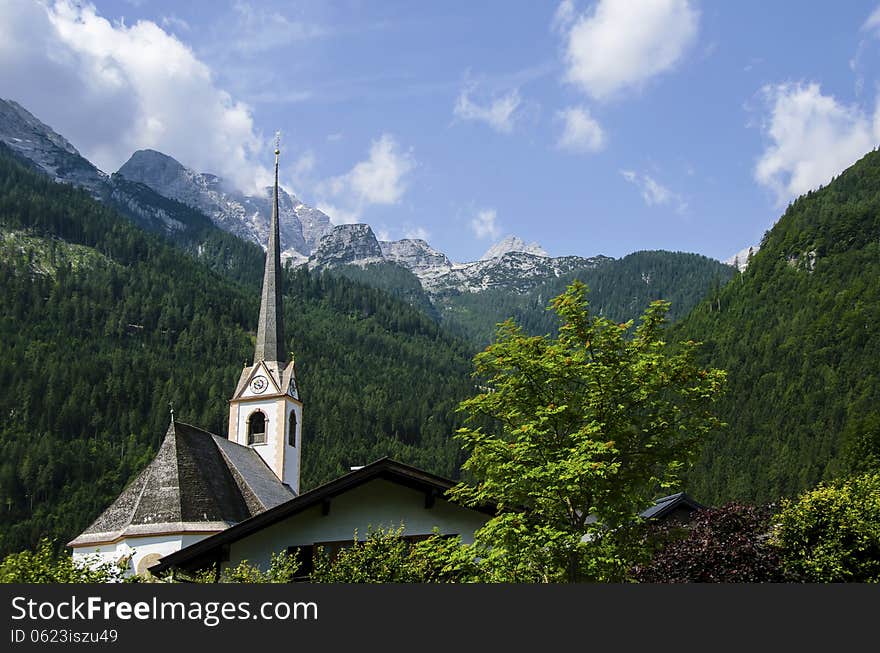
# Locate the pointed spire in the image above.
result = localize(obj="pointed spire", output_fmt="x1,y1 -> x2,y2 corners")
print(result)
254,135 -> 286,365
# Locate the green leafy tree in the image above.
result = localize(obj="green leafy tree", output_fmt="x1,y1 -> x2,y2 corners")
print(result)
0,539 -> 124,583
310,526 -> 481,583
773,473 -> 880,582
450,281 -> 726,582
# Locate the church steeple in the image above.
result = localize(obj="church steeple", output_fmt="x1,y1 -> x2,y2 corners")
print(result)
227,136 -> 303,494
254,137 -> 285,365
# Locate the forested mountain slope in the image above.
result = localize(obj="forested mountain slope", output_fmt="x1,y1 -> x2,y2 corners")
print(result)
437,250 -> 735,345
0,147 -> 473,556
680,149 -> 880,504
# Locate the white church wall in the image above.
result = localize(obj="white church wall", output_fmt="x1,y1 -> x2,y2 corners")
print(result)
72,533 -> 213,577
232,398 -> 283,476
224,478 -> 490,571
282,400 -> 302,493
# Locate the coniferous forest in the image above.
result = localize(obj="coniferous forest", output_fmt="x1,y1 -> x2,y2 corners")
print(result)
0,146 -> 473,555
2,131 -> 880,565
680,149 -> 880,504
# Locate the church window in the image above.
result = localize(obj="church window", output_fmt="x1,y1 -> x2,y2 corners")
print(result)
288,409 -> 297,447
248,411 -> 266,445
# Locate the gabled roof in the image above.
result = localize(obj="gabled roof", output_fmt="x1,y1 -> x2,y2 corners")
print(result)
152,457 -> 494,574
639,492 -> 704,519
68,421 -> 294,548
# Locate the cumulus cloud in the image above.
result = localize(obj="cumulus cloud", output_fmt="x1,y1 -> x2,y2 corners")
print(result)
319,133 -> 415,223
755,82 -> 880,205
559,0 -> 699,100
453,84 -> 522,133
0,0 -> 267,191
556,106 -> 606,153
621,170 -> 687,213
316,202 -> 360,226
470,209 -> 501,240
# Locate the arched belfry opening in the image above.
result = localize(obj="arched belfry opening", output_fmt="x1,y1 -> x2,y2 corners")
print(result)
248,411 -> 266,445
288,409 -> 297,447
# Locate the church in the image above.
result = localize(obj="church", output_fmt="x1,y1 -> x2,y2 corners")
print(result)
68,146 -> 704,579
67,146 -> 497,577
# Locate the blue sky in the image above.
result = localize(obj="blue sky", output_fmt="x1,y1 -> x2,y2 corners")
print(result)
3,1 -> 880,263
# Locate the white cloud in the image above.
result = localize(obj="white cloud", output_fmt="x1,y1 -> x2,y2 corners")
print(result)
551,0 -> 576,33
560,0 -> 699,100
470,209 -> 501,240
0,0 -> 267,191
755,82 -> 879,205
453,84 -> 522,133
319,134 -> 416,223
556,106 -> 606,153
228,1 -> 327,55
161,14 -> 190,32
621,169 -> 687,213
863,5 -> 880,35
316,202 -> 360,226
347,134 -> 415,205
403,226 -> 431,241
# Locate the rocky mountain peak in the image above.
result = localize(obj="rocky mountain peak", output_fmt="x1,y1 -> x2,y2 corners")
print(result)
481,235 -> 549,260
379,238 -> 452,278
0,98 -> 105,192
308,223 -> 384,270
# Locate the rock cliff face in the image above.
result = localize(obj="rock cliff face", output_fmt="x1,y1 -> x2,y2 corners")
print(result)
117,149 -> 332,259
306,225 -> 610,296
379,239 -> 452,282
308,224 -> 385,269
481,235 -> 549,260
429,252 -> 609,294
0,98 -> 106,195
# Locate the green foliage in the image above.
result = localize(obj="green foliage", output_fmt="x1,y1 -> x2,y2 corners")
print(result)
0,144 -> 474,556
0,539 -> 123,583
327,262 -> 439,320
196,551 -> 302,584
450,281 -> 726,582
632,504 -> 786,583
679,149 -> 880,503
310,526 -> 480,583
773,473 -> 880,582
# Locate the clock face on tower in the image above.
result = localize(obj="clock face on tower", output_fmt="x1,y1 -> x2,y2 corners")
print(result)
250,375 -> 269,394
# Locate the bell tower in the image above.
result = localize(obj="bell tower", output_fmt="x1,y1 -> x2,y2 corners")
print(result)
228,136 -> 302,493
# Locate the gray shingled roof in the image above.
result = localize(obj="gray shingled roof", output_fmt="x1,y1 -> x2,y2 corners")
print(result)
68,421 -> 294,547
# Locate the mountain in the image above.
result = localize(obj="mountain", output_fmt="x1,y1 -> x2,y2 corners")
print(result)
117,149 -> 332,262
379,238 -> 453,282
0,144 -> 474,556
307,223 -> 385,269
725,244 -> 759,272
0,98 -> 267,287
0,99 -> 107,195
481,235 -> 549,260
679,149 -> 880,504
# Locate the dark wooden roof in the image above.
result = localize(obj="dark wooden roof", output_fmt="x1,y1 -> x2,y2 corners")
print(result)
68,421 -> 293,547
152,457 -> 494,574
639,492 -> 704,519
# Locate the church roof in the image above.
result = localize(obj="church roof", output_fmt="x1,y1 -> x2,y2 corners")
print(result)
68,421 -> 294,548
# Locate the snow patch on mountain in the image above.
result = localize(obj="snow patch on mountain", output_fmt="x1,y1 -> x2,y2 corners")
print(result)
725,244 -> 759,271
481,235 -> 549,260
